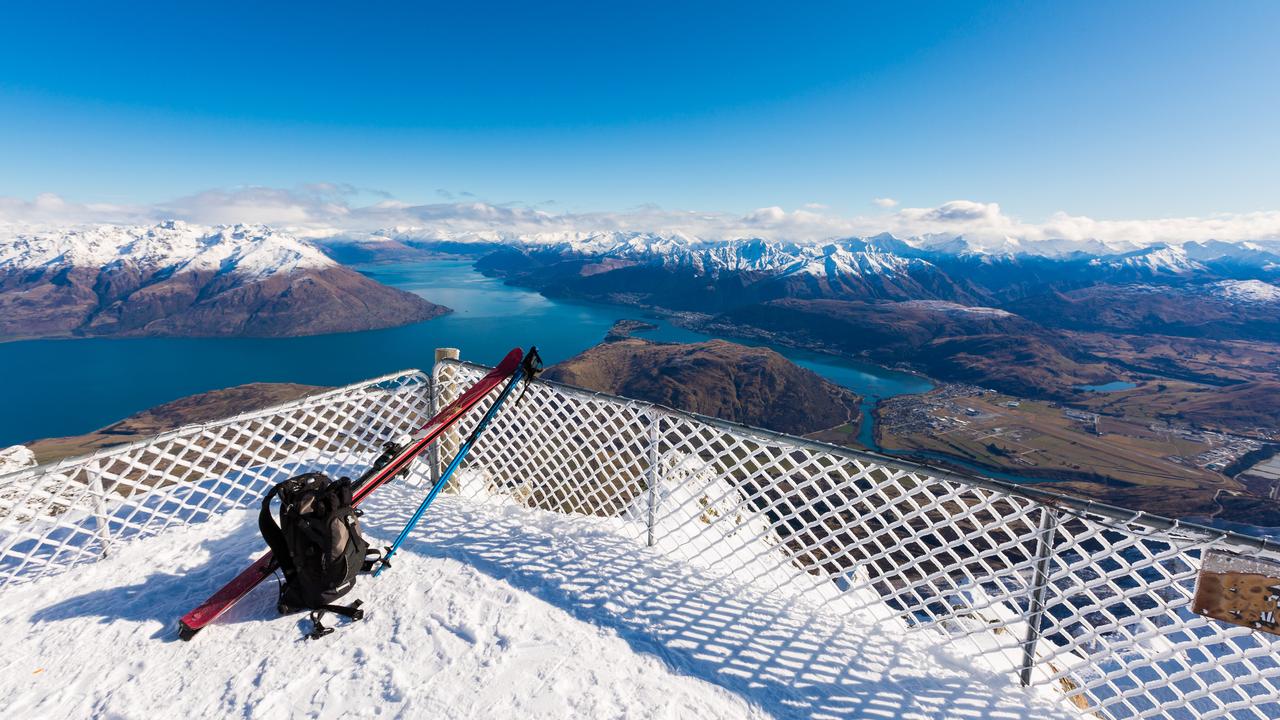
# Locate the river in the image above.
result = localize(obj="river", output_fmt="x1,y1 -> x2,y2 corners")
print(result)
0,260 -> 933,448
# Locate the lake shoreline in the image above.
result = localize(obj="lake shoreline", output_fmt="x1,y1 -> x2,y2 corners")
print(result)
0,259 -> 935,448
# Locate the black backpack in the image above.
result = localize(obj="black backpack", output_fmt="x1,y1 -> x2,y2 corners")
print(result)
258,472 -> 379,638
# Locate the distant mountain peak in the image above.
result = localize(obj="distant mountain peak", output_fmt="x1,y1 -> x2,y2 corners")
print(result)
0,222 -> 336,281
1090,243 -> 1206,275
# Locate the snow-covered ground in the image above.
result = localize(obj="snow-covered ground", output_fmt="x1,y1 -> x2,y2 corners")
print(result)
0,444 -> 35,475
0,481 -> 1079,719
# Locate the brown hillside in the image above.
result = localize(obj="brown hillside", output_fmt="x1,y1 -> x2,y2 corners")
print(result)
545,337 -> 861,436
27,383 -> 327,463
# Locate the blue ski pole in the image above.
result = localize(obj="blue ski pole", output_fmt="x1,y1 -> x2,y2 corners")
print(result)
374,349 -> 538,576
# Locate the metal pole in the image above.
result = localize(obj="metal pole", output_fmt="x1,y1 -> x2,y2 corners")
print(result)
87,462 -> 112,558
1020,507 -> 1061,686
426,370 -> 440,489
432,348 -> 460,489
646,410 -> 661,548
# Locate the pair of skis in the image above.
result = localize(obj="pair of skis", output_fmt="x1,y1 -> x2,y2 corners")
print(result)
178,347 -> 531,641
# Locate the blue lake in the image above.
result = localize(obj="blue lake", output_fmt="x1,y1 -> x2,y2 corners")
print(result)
1076,381 -> 1138,393
0,260 -> 932,447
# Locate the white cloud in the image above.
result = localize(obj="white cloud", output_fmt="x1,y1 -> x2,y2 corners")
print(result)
3,187 -> 1280,255
910,200 -> 1001,223
872,197 -> 899,208
0,193 -> 150,226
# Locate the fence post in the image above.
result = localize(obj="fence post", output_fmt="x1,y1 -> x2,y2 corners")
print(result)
86,462 -> 112,559
432,348 -> 460,488
1020,506 -> 1061,686
427,366 -> 441,489
645,410 -> 661,548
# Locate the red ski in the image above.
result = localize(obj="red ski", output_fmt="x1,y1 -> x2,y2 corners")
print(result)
178,348 -> 525,640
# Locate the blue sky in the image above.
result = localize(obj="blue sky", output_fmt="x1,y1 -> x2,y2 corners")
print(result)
0,1 -> 1277,222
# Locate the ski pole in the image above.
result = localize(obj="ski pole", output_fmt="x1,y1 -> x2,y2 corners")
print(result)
373,353 -> 533,576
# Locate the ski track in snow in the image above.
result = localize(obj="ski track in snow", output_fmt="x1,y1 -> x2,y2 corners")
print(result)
0,483 -> 1078,719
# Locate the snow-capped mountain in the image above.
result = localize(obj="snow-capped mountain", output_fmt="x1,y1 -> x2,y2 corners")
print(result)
0,222 -> 448,340
1089,244 -> 1207,276
0,220 -> 335,280
488,232 -> 938,280
343,225 -> 1279,280
1182,239 -> 1280,263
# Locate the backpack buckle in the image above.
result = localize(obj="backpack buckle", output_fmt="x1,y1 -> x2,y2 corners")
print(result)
307,611 -> 334,640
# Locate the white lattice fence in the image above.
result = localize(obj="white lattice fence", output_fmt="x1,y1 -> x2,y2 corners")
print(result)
0,370 -> 433,588
1,356 -> 1276,719
437,359 -> 1280,720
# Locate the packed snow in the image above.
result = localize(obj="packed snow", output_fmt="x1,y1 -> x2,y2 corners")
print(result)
0,221 -> 335,280
0,445 -> 35,475
0,479 -> 1079,719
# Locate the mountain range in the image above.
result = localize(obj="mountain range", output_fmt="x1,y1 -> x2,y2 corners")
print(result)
0,222 -> 449,340
9,220 -> 1280,395
451,231 -> 1280,310
343,230 -> 1269,397
327,232 -> 1266,354
7,221 -> 1279,522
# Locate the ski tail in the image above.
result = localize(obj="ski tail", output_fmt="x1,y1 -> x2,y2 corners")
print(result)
178,348 -> 526,640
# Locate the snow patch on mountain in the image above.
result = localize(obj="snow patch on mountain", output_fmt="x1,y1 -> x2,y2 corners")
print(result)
1212,279 -> 1280,303
0,221 -> 335,280
900,300 -> 1015,317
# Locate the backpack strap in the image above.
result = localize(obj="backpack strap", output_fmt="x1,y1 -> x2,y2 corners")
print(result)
258,482 -> 295,581
306,600 -> 365,640
361,547 -> 385,573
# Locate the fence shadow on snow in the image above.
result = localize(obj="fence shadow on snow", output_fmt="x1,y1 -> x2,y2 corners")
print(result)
2,359 -> 1279,719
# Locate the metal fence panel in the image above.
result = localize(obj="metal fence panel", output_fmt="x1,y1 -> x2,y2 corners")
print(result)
436,360 -> 1280,720
1,356 -> 1277,719
0,370 -> 433,588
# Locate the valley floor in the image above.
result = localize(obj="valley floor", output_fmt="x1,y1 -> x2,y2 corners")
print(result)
0,486 -> 1079,719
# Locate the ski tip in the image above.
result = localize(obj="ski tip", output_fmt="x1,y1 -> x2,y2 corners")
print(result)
177,621 -> 199,642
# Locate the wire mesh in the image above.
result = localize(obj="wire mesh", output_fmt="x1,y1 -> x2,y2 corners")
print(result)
0,370 -> 433,588
437,360 -> 1280,720
0,356 -> 1276,719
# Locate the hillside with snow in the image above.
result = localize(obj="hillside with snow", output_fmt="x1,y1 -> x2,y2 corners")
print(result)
0,222 -> 449,340
1211,279 -> 1280,303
